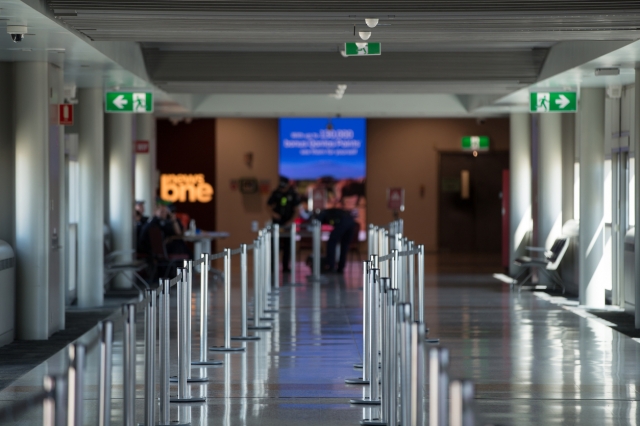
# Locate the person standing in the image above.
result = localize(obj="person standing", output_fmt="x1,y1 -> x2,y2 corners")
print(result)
268,176 -> 301,272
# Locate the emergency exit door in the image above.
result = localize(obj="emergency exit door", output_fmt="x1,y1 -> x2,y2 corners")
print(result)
438,152 -> 509,252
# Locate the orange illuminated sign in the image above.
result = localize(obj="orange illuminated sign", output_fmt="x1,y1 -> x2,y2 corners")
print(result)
160,174 -> 214,203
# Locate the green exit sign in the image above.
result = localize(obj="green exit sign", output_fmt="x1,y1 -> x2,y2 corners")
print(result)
344,42 -> 381,56
105,92 -> 154,113
530,91 -> 577,113
462,136 -> 489,151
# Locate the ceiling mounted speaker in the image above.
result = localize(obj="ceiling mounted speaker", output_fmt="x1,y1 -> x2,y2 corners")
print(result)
358,31 -> 371,40
365,18 -> 379,28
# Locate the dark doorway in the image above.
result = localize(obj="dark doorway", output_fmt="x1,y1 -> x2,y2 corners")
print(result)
438,151 -> 509,253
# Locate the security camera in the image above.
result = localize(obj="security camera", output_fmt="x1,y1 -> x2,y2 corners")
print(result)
7,25 -> 27,43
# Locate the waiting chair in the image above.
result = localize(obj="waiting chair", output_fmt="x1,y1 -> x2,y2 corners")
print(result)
104,248 -> 149,293
149,225 -> 189,279
513,237 -> 570,293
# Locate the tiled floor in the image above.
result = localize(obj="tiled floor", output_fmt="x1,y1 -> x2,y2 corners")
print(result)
1,259 -> 640,425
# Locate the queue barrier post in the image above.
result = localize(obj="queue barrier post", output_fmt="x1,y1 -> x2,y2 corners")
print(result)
272,224 -> 280,293
123,304 -> 136,425
67,343 -> 85,426
249,237 -> 273,330
345,260 -> 370,385
144,289 -> 157,426
429,347 -> 449,426
193,253 -> 223,366
172,268 -> 207,403
312,219 -> 321,281
43,374 -> 65,426
449,380 -> 476,426
98,321 -> 113,426
233,244 -> 260,341
210,249 -> 245,352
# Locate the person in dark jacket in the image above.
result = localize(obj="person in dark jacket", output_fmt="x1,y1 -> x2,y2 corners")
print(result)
267,176 -> 301,272
316,206 -> 357,273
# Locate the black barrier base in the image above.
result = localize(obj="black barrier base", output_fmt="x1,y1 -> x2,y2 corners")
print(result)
248,317 -> 275,322
170,396 -> 207,403
192,360 -> 223,366
209,346 -> 245,352
170,375 -> 208,383
353,363 -> 363,369
248,325 -> 273,330
231,335 -> 260,341
426,338 -> 440,344
345,377 -> 369,385
360,419 -> 386,426
350,398 -> 381,406
264,309 -> 279,313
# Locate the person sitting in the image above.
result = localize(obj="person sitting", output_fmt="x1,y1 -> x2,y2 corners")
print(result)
139,202 -> 190,257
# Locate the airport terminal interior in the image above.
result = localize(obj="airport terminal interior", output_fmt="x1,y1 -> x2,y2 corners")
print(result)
2,1 -> 640,425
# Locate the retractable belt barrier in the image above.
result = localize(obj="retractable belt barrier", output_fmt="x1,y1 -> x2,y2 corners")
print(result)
349,220 -> 476,426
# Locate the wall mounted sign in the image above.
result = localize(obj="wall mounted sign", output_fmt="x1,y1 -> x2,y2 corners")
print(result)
160,174 -> 213,203
135,140 -> 150,153
105,92 -> 154,113
387,187 -> 405,211
461,136 -> 489,151
345,42 -> 381,56
529,91 -> 577,112
239,178 -> 259,194
58,104 -> 73,126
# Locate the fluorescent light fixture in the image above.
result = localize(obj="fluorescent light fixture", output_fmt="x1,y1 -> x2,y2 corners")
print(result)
595,67 -> 620,76
365,18 -> 379,28
358,31 -> 371,40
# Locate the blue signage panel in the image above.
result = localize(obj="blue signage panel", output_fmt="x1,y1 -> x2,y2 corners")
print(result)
279,118 -> 366,180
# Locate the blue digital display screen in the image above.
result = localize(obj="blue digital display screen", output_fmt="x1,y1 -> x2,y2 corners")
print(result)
279,118 -> 366,180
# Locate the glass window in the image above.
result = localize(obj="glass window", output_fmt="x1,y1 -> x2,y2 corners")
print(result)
68,160 -> 80,224
604,159 -> 612,224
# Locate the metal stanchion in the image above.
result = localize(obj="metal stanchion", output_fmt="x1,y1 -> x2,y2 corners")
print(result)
288,223 -> 303,286
98,321 -> 113,426
398,304 -> 411,426
259,232 -> 275,323
172,269 -> 207,403
272,223 -> 280,293
346,260 -> 370,385
159,280 -> 170,420
192,253 -> 223,366
249,238 -> 272,330
361,276 -> 389,426
144,289 -> 157,426
123,304 -> 136,426
311,219 -> 321,281
210,249 -> 245,352
67,343 -> 85,426
418,244 -> 425,324
351,265 -> 380,406
43,374 -> 65,426
429,347 -> 449,426
449,380 -> 475,426
233,244 -> 260,341
387,288 -> 398,426
407,241 -> 415,313
409,321 -> 425,426
367,224 -> 374,257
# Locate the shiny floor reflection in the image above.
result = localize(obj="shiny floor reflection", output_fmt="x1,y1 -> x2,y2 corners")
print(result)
1,259 -> 640,425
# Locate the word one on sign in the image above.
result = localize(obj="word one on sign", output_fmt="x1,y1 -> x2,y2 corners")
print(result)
529,92 -> 577,113
105,92 -> 154,113
161,174 -> 214,203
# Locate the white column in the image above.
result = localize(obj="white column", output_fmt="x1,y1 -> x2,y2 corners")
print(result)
135,114 -> 156,215
14,62 -> 50,340
635,70 -> 640,326
106,114 -> 135,289
538,113 -> 563,250
77,89 -> 105,307
579,88 -> 606,307
509,113 -> 532,276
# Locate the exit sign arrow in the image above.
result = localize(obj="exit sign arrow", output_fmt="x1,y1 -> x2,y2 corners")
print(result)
530,91 -> 577,113
105,92 -> 154,113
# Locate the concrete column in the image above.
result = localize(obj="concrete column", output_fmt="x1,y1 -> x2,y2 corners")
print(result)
106,113 -> 134,289
559,113 -> 578,290
579,88 -> 606,307
538,113 -> 563,250
135,114 -> 156,217
0,63 -> 14,245
14,62 -> 50,340
77,89 -> 104,307
509,113 -> 532,276
635,70 -> 640,326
